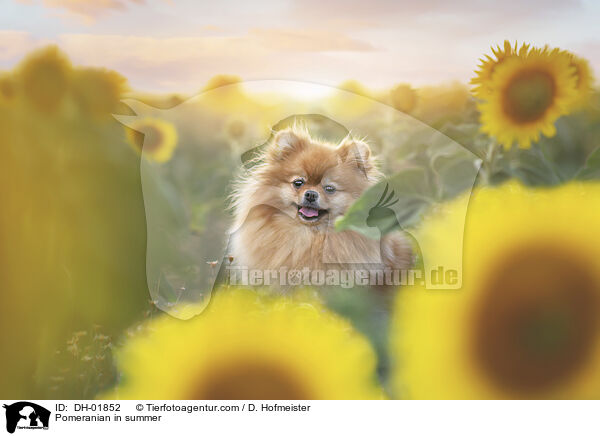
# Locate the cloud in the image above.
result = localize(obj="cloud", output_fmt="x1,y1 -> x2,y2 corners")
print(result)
32,30 -> 374,91
287,0 -> 584,33
2,0 -> 598,94
249,28 -> 375,52
0,31 -> 41,61
55,29 -> 374,66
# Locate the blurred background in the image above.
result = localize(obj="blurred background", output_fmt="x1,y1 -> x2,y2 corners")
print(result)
1,0 -> 599,399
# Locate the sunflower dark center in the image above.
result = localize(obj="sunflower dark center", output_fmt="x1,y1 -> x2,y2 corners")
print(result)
192,361 -> 311,400
473,244 -> 599,395
502,69 -> 555,123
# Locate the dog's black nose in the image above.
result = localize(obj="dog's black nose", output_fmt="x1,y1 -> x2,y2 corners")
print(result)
304,190 -> 318,203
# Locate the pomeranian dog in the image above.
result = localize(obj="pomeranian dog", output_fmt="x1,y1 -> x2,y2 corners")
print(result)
228,126 -> 411,286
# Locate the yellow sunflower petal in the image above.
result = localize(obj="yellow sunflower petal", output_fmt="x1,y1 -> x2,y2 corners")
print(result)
471,40 -> 518,98
564,52 -> 595,109
101,288 -> 383,400
391,181 -> 600,399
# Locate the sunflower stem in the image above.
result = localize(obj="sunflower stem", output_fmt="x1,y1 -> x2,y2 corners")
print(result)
483,140 -> 500,185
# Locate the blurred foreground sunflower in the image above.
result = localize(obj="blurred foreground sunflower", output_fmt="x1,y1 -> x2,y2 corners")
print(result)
101,289 -> 382,399
72,67 -> 129,119
0,72 -> 16,102
125,117 -> 178,163
392,182 -> 600,399
18,46 -> 71,113
477,46 -> 577,148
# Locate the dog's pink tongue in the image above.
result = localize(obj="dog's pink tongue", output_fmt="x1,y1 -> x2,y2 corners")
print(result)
300,207 -> 319,217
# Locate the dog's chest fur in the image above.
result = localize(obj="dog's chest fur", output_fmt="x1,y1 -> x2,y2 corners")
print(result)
230,211 -> 383,271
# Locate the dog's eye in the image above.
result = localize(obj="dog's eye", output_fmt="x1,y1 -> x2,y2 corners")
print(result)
324,185 -> 336,193
292,179 -> 304,188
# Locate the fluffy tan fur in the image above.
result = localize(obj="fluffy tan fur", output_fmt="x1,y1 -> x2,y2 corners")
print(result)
229,126 -> 412,282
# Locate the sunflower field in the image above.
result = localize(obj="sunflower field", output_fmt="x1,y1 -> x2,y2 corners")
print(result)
2,40 -> 600,400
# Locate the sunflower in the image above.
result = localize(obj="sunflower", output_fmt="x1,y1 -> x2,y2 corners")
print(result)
326,80 -> 376,118
391,182 -> 600,399
477,46 -> 577,148
0,72 -> 16,103
225,118 -> 246,141
338,79 -> 371,98
200,74 -> 252,113
389,84 -> 417,114
100,289 -> 382,399
471,41 -> 524,99
71,67 -> 129,119
203,74 -> 242,92
125,117 -> 178,163
564,53 -> 595,109
18,45 -> 71,113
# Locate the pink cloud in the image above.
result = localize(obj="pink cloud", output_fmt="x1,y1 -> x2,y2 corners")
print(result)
22,0 -> 145,23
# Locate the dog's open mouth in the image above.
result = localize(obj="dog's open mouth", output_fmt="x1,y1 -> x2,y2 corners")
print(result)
297,205 -> 328,222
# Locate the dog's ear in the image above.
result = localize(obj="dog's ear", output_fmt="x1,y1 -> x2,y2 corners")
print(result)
268,129 -> 306,160
337,137 -> 373,174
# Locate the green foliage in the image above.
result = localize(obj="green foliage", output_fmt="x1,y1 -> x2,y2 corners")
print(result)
337,94 -> 600,239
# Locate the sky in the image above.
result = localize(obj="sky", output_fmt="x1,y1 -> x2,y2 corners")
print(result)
1,0 -> 599,93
